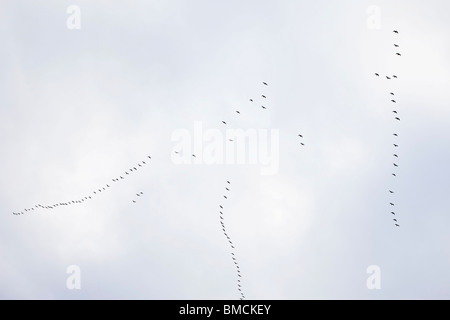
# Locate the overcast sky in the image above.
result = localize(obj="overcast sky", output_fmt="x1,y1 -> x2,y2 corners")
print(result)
1,0 -> 449,299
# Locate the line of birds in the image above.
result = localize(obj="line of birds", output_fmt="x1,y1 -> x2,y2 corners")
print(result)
221,81 -> 269,126
218,180 -> 245,300
11,156 -> 152,216
374,29 -> 402,228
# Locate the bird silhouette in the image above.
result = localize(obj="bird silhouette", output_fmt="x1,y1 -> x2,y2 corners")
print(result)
395,224 -> 400,227
236,111 -> 240,114
192,154 -> 196,158
391,212 -> 395,215
224,195 -> 228,199
392,173 -> 397,177
263,82 -> 268,86
394,144 -> 399,147
393,111 -> 398,114
298,134 -> 303,138
393,133 -> 398,136
395,117 -> 401,121
391,100 -> 396,103
390,203 -> 395,206
396,53 -> 402,56
389,190 -> 394,193
390,92 -> 395,95
227,181 -> 231,184
222,121 -> 227,125
394,154 -> 398,157
393,75 -> 398,79
386,76 -> 391,80
250,99 -> 253,102
394,44 -> 399,47
262,95 -> 266,98
393,219 -> 397,222
375,73 -> 380,76
261,106 -> 266,109
394,163 -> 398,167
393,30 -> 399,33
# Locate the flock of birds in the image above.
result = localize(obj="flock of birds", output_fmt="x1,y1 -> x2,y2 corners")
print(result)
217,180 -> 245,300
11,156 -> 152,215
374,29 -> 402,228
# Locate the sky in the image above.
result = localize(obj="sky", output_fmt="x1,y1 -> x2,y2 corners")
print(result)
0,0 -> 449,299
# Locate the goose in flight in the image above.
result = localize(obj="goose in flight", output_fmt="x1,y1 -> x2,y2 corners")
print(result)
394,44 -> 399,47
394,154 -> 398,157
393,111 -> 398,114
390,203 -> 395,206
391,212 -> 395,215
390,92 -> 395,95
192,154 -> 196,158
261,105 -> 266,109
393,75 -> 397,79
219,205 -> 223,209
395,117 -> 401,121
392,173 -> 397,177
262,95 -> 266,98
263,82 -> 268,86
236,111 -> 240,114
389,190 -> 394,193
227,181 -> 231,184
386,76 -> 391,80
393,30 -> 399,34
224,195 -> 228,199
393,133 -> 398,136
395,224 -> 400,227
250,99 -> 253,102
375,73 -> 379,76
394,163 -> 398,167
298,134 -> 303,138
393,219 -> 397,222
222,121 -> 227,125
394,144 -> 399,147
391,100 -> 396,103
396,53 -> 402,56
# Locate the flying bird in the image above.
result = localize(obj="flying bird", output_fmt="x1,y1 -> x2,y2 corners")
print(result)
394,144 -> 399,147
393,75 -> 398,79
393,219 -> 397,222
394,163 -> 398,167
389,190 -> 394,194
392,173 -> 397,177
395,224 -> 400,227
390,92 -> 395,95
393,134 -> 398,136
250,99 -> 253,102
391,100 -> 396,103
262,95 -> 266,98
395,117 -> 400,121
390,203 -> 395,206
192,154 -> 196,158
222,121 -> 227,125
394,154 -> 398,157
227,181 -> 231,184
298,134 -> 303,138
393,30 -> 399,34
375,73 -> 379,76
394,44 -> 399,47
263,82 -> 268,86
224,195 -> 228,199
236,111 -> 240,114
393,111 -> 398,114
386,76 -> 391,80
396,53 -> 402,56
391,212 -> 395,215
261,106 -> 266,109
